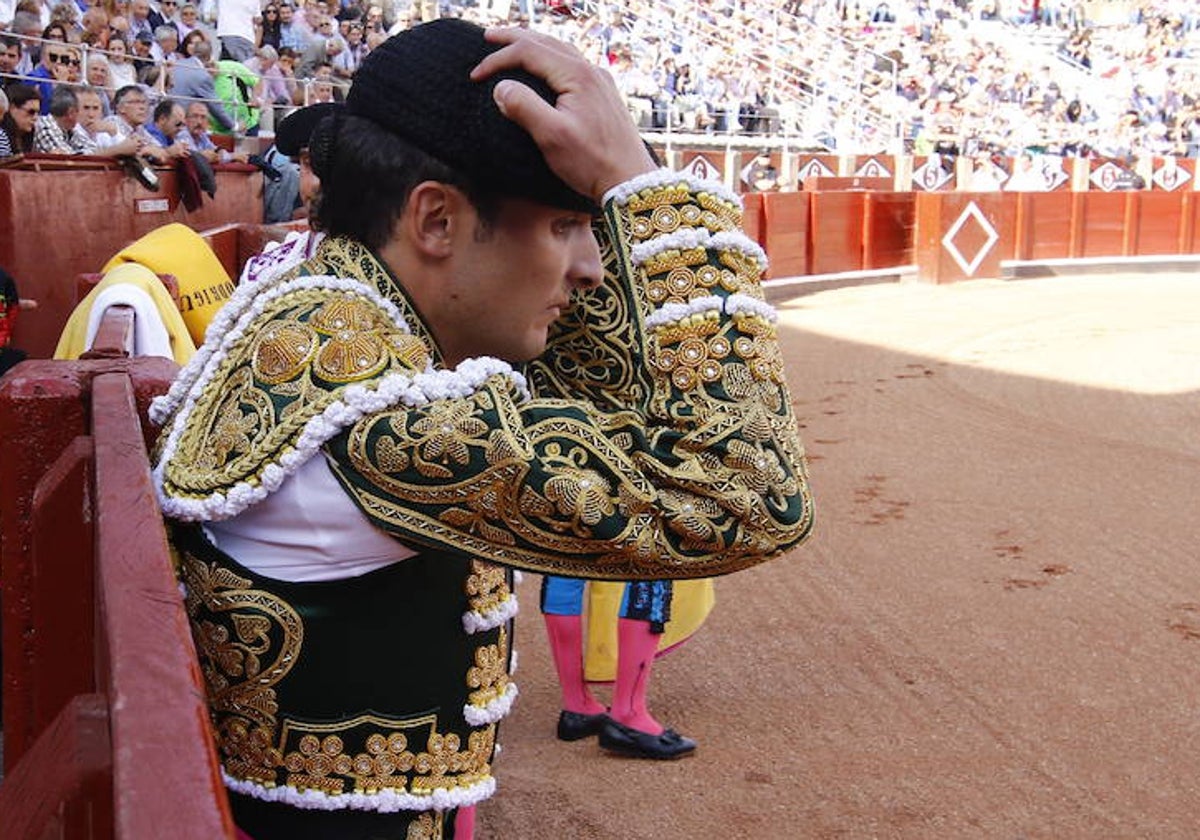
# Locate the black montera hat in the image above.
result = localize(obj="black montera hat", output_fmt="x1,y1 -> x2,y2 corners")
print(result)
345,19 -> 596,214
275,102 -> 343,157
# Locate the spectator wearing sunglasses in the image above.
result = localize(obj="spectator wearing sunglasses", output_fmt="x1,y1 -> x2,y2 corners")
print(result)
27,42 -> 79,115
259,3 -> 282,50
1,84 -> 40,155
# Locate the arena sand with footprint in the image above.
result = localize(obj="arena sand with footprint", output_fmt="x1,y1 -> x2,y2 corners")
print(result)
478,272 -> 1200,839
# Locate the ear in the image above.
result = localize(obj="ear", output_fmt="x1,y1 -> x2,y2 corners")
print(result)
402,180 -> 470,260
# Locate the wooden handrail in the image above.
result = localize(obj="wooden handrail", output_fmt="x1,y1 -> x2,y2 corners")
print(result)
89,372 -> 235,839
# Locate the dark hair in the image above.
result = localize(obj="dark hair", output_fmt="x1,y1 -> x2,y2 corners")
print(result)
49,85 -> 78,117
312,114 -> 499,251
6,82 -> 39,110
152,97 -> 179,123
112,84 -> 145,108
2,83 -> 39,152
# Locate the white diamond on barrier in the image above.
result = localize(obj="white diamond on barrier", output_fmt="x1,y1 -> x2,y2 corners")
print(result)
912,158 -> 953,191
686,155 -> 721,181
1153,163 -> 1191,192
941,201 -> 999,277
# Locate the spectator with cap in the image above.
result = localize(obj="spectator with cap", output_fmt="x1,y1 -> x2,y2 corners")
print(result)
244,101 -> 334,258
130,29 -> 158,79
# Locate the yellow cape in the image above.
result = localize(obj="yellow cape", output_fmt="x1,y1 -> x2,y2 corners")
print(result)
54,263 -> 196,364
583,579 -> 715,683
102,222 -> 235,346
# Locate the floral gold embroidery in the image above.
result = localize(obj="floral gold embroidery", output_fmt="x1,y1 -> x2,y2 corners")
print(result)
277,714 -> 495,797
252,321 -> 318,385
180,552 -> 303,786
465,560 -> 511,618
467,628 -> 510,708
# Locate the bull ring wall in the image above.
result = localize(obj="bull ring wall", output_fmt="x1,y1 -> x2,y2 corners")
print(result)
2,145 -> 1200,838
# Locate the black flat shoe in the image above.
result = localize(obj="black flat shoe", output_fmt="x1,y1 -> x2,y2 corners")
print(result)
598,719 -> 696,760
557,710 -> 609,741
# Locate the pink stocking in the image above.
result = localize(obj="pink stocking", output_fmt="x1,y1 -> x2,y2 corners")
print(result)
454,804 -> 476,840
542,614 -> 606,715
609,618 -> 663,735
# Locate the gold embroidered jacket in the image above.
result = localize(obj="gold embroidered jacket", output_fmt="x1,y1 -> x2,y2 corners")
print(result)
153,172 -> 814,581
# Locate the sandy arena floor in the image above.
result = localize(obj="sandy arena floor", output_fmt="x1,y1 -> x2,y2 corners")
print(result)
476,272 -> 1200,839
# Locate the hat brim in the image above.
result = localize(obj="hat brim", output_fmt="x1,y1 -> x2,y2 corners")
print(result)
275,102 -> 344,157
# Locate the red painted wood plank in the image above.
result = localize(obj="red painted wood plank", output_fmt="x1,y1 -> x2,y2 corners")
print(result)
89,372 -> 235,839
0,694 -> 111,840
29,438 -> 97,742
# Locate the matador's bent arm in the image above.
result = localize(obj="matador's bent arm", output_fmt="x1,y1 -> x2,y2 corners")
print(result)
323,171 -> 814,579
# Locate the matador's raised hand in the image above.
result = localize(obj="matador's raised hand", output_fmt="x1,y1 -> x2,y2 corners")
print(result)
471,27 -> 657,204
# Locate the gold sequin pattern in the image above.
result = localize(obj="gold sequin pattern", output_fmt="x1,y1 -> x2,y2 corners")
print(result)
625,183 -> 741,236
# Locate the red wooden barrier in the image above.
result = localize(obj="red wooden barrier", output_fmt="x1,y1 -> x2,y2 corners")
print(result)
0,161 -> 262,359
1131,191 -> 1187,255
740,193 -> 765,253
0,320 -> 234,836
863,192 -> 916,270
1077,191 -> 1133,257
761,191 -> 810,278
0,694 -> 112,840
809,192 -> 865,275
1013,191 -> 1077,261
913,192 -> 1007,284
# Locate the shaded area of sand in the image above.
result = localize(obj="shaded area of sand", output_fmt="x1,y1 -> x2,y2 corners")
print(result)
478,273 -> 1200,839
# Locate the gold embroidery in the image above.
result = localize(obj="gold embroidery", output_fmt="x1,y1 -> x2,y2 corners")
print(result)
406,812 -> 443,840
642,246 -> 708,279
252,321 -> 318,385
465,560 -> 511,619
180,553 -> 303,785
161,281 -> 429,501
467,628 -> 510,708
277,714 -> 495,796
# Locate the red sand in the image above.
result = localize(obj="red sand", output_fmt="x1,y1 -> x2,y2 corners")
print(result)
477,273 -> 1200,839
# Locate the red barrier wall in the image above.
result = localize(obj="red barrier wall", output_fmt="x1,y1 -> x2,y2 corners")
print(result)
1014,191 -> 1077,260
0,160 -> 263,360
1131,191 -> 1187,255
761,191 -> 810,279
863,192 -> 916,269
913,192 -> 1007,284
1077,192 -> 1133,257
809,191 -> 865,275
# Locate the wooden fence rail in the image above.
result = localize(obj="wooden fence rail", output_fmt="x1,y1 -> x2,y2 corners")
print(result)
0,307 -> 234,839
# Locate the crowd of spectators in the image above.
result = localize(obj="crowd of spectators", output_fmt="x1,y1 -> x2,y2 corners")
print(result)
2,0 -> 1200,166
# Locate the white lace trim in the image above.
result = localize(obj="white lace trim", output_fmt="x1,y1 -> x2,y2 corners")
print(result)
644,292 -> 777,332
463,681 -> 519,727
153,274 -> 529,522
725,293 -> 778,323
603,167 -> 743,210
221,768 -> 497,813
461,593 -> 520,634
644,295 -> 723,330
629,227 -> 768,273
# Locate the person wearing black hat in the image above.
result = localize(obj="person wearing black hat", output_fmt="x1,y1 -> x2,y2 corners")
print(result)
152,19 -> 813,840
243,102 -> 340,274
